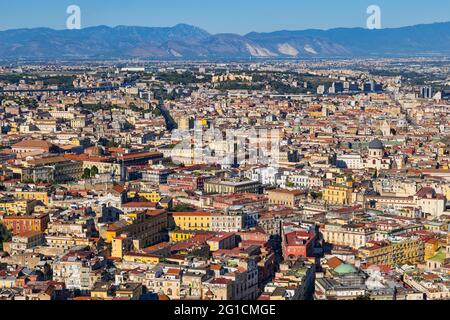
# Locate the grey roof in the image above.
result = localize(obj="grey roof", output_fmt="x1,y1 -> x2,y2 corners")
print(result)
369,139 -> 384,150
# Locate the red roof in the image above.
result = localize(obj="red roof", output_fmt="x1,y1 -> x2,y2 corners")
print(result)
210,278 -> 232,285
327,257 -> 344,269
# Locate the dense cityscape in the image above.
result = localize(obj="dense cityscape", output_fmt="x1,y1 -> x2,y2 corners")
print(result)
0,57 -> 448,301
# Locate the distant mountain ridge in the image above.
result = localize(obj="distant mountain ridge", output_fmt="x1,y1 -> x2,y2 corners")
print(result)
1,22 -> 450,59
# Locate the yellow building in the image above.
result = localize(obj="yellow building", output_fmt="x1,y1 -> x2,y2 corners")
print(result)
115,283 -> 143,300
13,191 -> 49,205
267,189 -> 304,208
46,235 -> 92,250
171,212 -> 211,231
70,117 -> 86,129
0,199 -> 36,215
323,185 -> 353,205
105,210 -> 167,250
196,119 -> 208,127
177,116 -> 193,130
169,230 -> 197,242
424,239 -> 440,260
123,252 -> 160,264
127,190 -> 161,203
70,138 -> 82,146
423,221 -> 448,231
335,176 -> 354,188
0,277 -> 16,289
443,185 -> 450,200
111,234 -> 135,259
358,237 -> 424,266
33,204 -> 47,214
307,104 -> 323,118
91,284 -> 112,300
309,111 -> 323,118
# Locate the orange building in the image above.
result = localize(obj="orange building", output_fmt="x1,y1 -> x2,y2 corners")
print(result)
3,213 -> 50,235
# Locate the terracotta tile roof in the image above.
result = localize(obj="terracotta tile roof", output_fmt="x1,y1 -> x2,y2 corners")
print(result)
327,257 -> 344,269
12,140 -> 53,149
210,278 -> 231,285
122,202 -> 157,208
171,212 -> 211,217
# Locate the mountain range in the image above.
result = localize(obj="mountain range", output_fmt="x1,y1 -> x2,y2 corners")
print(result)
1,22 -> 450,59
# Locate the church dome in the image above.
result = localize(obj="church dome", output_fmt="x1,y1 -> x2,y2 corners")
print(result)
334,263 -> 358,275
369,139 -> 384,150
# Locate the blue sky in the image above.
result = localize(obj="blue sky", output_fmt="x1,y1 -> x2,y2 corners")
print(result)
1,0 -> 450,34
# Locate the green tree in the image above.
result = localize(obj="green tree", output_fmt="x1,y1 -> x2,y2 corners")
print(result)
106,140 -> 119,148
286,181 -> 295,188
152,108 -> 162,117
82,168 -> 91,179
0,223 -> 11,251
91,166 -> 99,177
129,103 -> 142,112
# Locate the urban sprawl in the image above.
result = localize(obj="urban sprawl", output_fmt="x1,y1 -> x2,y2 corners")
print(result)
0,58 -> 449,301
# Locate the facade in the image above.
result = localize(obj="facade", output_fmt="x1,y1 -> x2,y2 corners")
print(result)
282,231 -> 315,260
268,189 -> 304,208
119,151 -> 164,166
167,174 -> 208,191
106,210 -> 168,249
142,168 -> 171,184
12,191 -> 50,206
0,198 -> 36,215
171,212 -> 212,231
3,213 -> 50,235
202,278 -> 233,300
46,235 -> 93,250
204,180 -> 261,194
226,260 -> 259,300
47,219 -> 95,238
336,154 -> 364,170
145,267 -> 182,300
26,156 -> 83,183
366,187 -> 446,218
127,190 -> 162,203
322,224 -> 376,249
52,251 -> 105,292
211,212 -> 244,233
8,231 -> 45,254
323,185 -> 353,205
358,237 -> 425,266
11,140 -> 55,154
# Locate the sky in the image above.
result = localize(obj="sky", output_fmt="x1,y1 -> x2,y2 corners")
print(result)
0,0 -> 450,34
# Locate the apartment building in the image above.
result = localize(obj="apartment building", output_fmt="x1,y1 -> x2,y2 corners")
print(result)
105,210 -> 168,249
358,236 -> 425,266
268,189 -> 304,208
170,212 -> 211,231
204,180 -> 262,194
322,223 -> 376,249
323,185 -> 353,205
3,213 -> 50,235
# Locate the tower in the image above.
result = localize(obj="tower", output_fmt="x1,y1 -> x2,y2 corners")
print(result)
368,139 -> 384,159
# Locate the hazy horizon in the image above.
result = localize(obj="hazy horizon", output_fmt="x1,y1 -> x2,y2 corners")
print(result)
1,0 -> 450,34
2,20 -> 450,35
